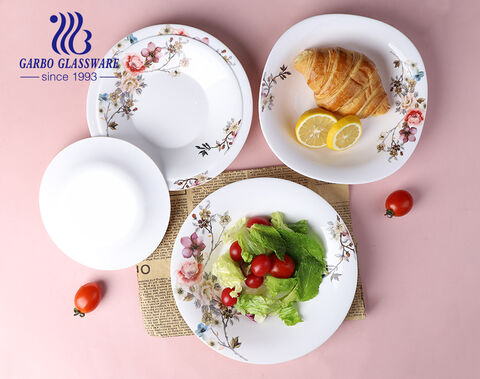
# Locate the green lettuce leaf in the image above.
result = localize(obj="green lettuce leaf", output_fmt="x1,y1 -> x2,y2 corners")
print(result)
222,217 -> 247,245
212,253 -> 244,295
236,276 -> 302,325
270,211 -> 327,302
237,227 -> 267,262
234,294 -> 274,322
250,224 -> 286,260
277,227 -> 326,267
287,220 -> 309,234
270,211 -> 291,231
235,292 -> 303,326
277,304 -> 302,326
236,223 -> 287,262
295,255 -> 324,301
265,276 -> 297,298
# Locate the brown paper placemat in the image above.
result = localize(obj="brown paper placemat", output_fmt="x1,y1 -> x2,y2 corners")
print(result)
136,166 -> 365,337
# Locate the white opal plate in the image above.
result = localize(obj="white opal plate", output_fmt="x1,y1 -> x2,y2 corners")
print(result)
171,178 -> 357,364
39,137 -> 170,270
87,25 -> 252,191
259,14 -> 428,184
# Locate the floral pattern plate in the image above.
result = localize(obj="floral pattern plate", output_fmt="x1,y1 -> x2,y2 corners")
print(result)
171,178 -> 357,364
259,14 -> 428,184
87,25 -> 252,191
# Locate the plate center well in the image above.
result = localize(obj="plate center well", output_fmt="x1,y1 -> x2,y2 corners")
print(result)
132,72 -> 208,149
57,163 -> 144,249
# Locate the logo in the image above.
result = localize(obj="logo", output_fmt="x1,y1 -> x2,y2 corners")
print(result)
50,12 -> 92,55
18,11 -> 117,83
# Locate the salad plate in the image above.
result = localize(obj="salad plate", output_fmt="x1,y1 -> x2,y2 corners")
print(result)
259,14 -> 428,184
39,137 -> 170,270
171,178 -> 357,364
87,25 -> 252,191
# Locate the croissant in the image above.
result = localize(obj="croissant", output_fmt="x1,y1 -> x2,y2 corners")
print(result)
294,47 -> 390,118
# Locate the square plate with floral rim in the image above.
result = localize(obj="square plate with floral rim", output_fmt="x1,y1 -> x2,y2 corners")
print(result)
259,14 -> 427,184
170,178 -> 357,364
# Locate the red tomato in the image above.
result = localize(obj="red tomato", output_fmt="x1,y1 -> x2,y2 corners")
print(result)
269,254 -> 276,266
245,273 -> 264,288
247,216 -> 271,228
229,241 -> 243,262
270,254 -> 295,278
385,190 -> 414,218
74,282 -> 101,317
221,288 -> 237,306
250,254 -> 272,277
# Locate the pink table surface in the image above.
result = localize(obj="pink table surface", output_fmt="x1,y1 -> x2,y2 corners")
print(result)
1,0 -> 479,378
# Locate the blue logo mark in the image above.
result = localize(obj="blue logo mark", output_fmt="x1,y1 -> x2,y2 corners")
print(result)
50,12 -> 92,55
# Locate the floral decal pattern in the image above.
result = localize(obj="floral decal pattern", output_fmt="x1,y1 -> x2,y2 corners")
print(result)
112,26 -> 235,66
196,119 -> 242,157
158,25 -> 235,65
325,215 -> 356,282
111,33 -> 138,54
174,203 -> 247,360
98,37 -> 188,136
173,171 -> 213,190
377,52 -> 427,161
190,202 -> 231,266
261,65 -> 291,112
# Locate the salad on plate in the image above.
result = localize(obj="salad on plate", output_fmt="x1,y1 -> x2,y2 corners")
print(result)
213,211 -> 327,326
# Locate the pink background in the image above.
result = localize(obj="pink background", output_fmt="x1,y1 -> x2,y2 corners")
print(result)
1,0 -> 479,377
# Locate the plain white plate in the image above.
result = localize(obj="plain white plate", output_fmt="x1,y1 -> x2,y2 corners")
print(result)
87,25 -> 252,191
259,14 -> 428,184
170,178 -> 357,364
39,137 -> 170,270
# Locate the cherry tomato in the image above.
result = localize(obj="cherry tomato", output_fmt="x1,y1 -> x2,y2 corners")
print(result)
245,273 -> 264,288
221,288 -> 237,306
250,254 -> 272,277
385,190 -> 413,218
247,216 -> 271,228
74,282 -> 101,317
229,241 -> 243,262
270,254 -> 295,278
269,254 -> 276,266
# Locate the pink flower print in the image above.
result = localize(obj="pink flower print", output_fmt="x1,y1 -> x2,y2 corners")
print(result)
177,261 -> 204,286
141,42 -> 162,64
121,54 -> 145,76
180,232 -> 206,258
193,36 -> 210,44
399,125 -> 418,143
404,108 -> 424,127
173,28 -> 188,36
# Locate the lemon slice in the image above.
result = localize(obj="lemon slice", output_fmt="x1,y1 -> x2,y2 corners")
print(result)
295,108 -> 338,148
326,115 -> 362,151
